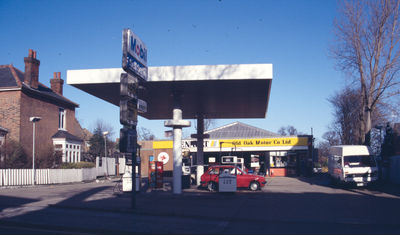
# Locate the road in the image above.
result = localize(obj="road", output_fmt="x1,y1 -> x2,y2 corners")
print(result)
0,175 -> 399,234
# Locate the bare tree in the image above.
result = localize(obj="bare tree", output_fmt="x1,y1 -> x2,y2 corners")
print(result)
193,119 -> 217,131
88,119 -> 115,159
138,127 -> 155,140
322,130 -> 341,146
332,0 -> 400,145
277,126 -> 287,136
277,125 -> 300,136
316,130 -> 341,170
91,119 -> 114,137
328,86 -> 389,146
328,87 -> 361,144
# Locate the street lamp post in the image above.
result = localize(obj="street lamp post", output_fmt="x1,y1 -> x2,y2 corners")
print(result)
103,131 -> 109,177
30,117 -> 41,185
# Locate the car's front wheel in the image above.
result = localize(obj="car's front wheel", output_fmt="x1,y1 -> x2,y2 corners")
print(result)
249,181 -> 260,191
207,182 -> 217,192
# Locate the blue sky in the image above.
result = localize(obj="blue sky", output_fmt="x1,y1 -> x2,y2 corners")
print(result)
0,0 -> 342,142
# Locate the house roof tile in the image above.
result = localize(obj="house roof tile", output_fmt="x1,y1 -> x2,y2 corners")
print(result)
1,64 -> 78,107
52,130 -> 83,142
0,65 -> 18,87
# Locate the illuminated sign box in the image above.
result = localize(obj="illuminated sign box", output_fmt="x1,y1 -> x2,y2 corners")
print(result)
122,28 -> 148,82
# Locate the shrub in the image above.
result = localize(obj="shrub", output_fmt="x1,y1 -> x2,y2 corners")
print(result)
36,144 -> 62,169
59,161 -> 95,169
3,139 -> 30,169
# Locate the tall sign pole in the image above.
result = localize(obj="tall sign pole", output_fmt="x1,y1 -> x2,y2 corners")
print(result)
121,28 -> 148,209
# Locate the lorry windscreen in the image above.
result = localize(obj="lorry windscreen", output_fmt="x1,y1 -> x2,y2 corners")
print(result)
344,155 -> 376,167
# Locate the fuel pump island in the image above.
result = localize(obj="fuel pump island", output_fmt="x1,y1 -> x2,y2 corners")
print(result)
66,28 -> 273,201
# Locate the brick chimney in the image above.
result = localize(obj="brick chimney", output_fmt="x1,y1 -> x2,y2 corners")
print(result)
50,72 -> 64,96
24,49 -> 40,89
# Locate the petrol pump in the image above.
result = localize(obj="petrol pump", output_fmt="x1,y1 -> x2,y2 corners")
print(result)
221,156 -> 245,170
149,161 -> 163,188
122,148 -> 141,192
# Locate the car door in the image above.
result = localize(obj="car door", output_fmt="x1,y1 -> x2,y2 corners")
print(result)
209,167 -> 220,183
236,167 -> 252,188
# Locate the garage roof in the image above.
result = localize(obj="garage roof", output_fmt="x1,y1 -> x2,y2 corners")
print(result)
205,122 -> 279,139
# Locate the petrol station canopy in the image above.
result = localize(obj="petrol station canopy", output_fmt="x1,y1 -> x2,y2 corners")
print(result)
67,64 -> 273,119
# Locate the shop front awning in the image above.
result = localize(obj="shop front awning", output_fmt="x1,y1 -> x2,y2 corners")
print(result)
66,64 -> 273,120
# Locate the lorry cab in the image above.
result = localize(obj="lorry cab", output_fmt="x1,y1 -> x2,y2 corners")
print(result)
328,145 -> 378,187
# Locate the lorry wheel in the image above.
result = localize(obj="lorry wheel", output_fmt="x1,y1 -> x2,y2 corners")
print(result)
249,181 -> 260,191
207,182 -> 217,192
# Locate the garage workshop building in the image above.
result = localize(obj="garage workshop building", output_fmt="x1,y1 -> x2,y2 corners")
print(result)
139,122 -> 315,178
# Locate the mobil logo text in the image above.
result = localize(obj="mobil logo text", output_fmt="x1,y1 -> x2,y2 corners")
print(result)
129,35 -> 147,66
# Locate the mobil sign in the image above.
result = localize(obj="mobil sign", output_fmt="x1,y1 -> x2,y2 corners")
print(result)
122,28 -> 148,82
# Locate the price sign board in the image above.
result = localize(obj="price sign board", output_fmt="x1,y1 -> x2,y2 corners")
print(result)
137,99 -> 147,113
120,99 -> 138,126
120,73 -> 138,99
120,128 -> 137,154
122,28 -> 148,82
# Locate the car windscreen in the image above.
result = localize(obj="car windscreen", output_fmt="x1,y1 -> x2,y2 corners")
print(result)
344,155 -> 376,167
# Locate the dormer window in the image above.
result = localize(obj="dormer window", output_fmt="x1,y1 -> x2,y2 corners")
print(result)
59,108 -> 66,130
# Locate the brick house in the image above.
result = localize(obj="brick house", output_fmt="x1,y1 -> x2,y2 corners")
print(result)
0,49 -> 84,165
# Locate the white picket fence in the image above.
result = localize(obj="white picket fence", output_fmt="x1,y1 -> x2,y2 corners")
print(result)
0,157 -> 126,187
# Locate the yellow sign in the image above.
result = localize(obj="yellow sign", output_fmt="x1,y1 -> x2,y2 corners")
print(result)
218,137 -> 308,147
153,137 -> 308,149
153,141 -> 173,149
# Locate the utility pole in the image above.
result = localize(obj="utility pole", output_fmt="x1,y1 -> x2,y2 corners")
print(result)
30,116 -> 41,185
103,131 -> 109,177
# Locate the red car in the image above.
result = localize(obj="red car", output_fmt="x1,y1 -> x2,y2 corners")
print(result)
200,165 -> 266,191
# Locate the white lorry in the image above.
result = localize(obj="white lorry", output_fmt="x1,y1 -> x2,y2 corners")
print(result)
328,145 -> 378,187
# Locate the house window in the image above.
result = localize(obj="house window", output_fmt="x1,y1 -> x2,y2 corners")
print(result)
58,108 -> 66,130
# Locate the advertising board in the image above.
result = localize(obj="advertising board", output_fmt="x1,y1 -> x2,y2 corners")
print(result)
120,73 -> 138,99
122,28 -> 148,82
137,99 -> 147,113
120,128 -> 137,153
153,137 -> 309,151
120,99 -> 138,126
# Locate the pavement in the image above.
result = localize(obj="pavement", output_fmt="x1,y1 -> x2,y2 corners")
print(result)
0,175 -> 400,234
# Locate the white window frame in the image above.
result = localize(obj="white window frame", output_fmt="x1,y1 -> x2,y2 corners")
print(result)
58,108 -> 66,130
53,139 -> 82,163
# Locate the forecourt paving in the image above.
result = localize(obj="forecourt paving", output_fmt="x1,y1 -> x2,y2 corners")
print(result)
0,176 -> 399,234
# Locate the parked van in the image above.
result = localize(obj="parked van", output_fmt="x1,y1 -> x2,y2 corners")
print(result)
328,145 -> 378,186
